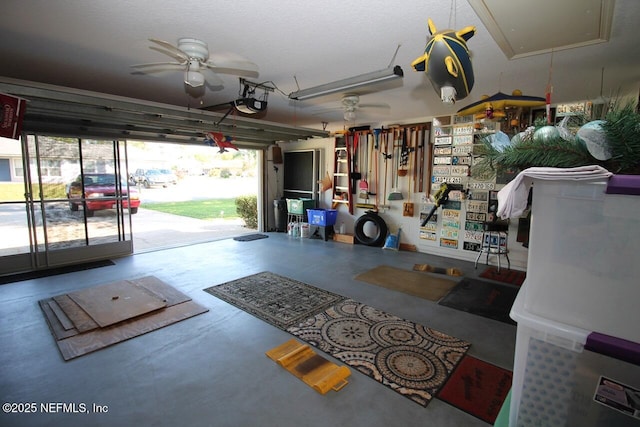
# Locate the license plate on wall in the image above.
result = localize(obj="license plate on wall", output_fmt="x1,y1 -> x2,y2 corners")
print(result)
440,238 -> 458,248
463,241 -> 482,251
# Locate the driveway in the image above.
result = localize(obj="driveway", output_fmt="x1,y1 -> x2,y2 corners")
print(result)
131,175 -> 258,251
132,208 -> 254,252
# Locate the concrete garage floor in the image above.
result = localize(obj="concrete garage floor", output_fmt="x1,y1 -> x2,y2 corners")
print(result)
0,232 -> 517,427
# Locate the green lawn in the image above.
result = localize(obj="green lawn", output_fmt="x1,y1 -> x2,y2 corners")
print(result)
142,199 -> 239,220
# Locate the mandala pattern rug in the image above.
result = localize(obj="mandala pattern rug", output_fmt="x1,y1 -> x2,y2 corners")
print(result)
286,299 -> 471,406
203,272 -> 346,329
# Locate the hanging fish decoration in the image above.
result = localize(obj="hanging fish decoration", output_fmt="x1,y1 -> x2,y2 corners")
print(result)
411,18 -> 476,104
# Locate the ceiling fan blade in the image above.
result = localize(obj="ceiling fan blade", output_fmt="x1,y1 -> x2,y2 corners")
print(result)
149,46 -> 188,63
360,102 -> 391,109
204,60 -> 259,78
131,61 -> 185,69
200,69 -> 225,87
311,107 -> 344,116
149,38 -> 188,61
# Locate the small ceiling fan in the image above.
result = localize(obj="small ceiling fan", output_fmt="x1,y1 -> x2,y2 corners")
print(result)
314,94 -> 390,122
131,38 -> 259,89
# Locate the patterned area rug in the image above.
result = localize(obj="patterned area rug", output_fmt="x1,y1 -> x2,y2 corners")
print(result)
205,272 -> 471,406
203,272 -> 346,329
287,299 -> 470,406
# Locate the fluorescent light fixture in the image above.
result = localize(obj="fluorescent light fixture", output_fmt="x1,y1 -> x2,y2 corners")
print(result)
289,65 -> 403,101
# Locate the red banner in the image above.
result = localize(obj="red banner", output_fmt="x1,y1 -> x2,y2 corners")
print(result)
0,93 -> 27,139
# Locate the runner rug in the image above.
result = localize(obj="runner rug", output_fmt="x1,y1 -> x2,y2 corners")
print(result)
204,272 -> 471,407
354,265 -> 458,302
437,355 -> 513,424
204,272 -> 346,329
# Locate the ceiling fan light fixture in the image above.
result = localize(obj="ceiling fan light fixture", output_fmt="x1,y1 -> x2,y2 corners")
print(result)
184,70 -> 205,87
289,65 -> 404,101
343,110 -> 357,122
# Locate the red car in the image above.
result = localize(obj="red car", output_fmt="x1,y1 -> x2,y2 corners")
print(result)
67,173 -> 140,216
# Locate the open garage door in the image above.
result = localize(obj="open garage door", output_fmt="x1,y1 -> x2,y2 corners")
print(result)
0,135 -> 134,276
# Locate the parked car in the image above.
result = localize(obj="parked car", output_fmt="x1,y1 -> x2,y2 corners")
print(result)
159,168 -> 178,185
131,168 -> 176,188
66,173 -> 140,216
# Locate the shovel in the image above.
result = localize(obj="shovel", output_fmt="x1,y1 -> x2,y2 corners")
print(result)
387,132 -> 403,201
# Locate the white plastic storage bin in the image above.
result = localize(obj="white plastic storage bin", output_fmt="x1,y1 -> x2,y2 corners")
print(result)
524,179 -> 640,343
510,284 -> 640,427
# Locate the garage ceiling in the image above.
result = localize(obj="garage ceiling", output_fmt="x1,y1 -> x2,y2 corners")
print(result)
0,0 -> 638,143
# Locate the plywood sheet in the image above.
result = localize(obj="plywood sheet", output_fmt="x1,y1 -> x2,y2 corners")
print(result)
47,300 -> 75,331
39,299 -> 79,340
55,300 -> 208,360
67,280 -> 167,327
133,276 -> 191,306
40,276 -> 208,360
52,294 -> 99,333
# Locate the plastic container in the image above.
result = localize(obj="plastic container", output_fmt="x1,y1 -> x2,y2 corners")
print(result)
306,209 -> 338,226
286,198 -> 315,215
510,284 -> 640,427
523,179 -> 640,343
300,222 -> 310,238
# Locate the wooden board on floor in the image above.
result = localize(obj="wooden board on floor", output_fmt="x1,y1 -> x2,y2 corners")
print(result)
133,276 -> 191,306
67,279 -> 167,327
39,276 -> 209,360
39,299 -> 81,340
55,300 -> 208,361
52,294 -> 99,333
47,300 -> 75,331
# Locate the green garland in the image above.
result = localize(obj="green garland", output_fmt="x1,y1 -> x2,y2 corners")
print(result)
602,103 -> 640,174
472,102 -> 640,177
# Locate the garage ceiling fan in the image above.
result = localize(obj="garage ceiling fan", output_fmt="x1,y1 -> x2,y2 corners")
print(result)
131,38 -> 259,89
314,94 -> 390,122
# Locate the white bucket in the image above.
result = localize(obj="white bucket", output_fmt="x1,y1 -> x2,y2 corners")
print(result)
300,222 -> 310,238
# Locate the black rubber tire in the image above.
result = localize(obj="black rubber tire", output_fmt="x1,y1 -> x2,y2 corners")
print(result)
354,212 -> 388,247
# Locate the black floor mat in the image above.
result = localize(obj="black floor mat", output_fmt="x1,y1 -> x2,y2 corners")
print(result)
0,259 -> 115,285
438,278 -> 519,325
233,234 -> 268,242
